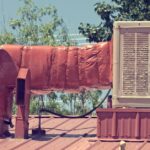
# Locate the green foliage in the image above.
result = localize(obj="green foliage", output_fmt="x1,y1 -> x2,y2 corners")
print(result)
0,0 -> 73,46
29,90 -> 102,115
46,92 -> 62,114
75,89 -> 102,114
60,93 -> 78,115
30,99 -> 39,115
78,0 -> 150,42
30,92 -> 61,115
0,32 -> 16,45
59,90 -> 102,115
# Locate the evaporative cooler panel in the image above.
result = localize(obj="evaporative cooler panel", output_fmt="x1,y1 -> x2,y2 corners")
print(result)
113,21 -> 150,107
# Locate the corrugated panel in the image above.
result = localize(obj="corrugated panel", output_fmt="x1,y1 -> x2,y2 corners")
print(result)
1,116 -> 150,150
96,108 -> 150,139
120,29 -> 150,97
88,141 -> 119,150
65,138 -> 94,150
87,140 -> 149,150
1,117 -> 97,150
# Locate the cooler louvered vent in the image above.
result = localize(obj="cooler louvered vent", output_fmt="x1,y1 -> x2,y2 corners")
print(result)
120,29 -> 149,96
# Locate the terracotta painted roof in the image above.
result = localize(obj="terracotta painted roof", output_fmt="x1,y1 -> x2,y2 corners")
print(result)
0,116 -> 150,150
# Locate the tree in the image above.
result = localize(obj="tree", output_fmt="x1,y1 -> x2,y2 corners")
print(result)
75,89 -> 102,115
60,93 -> 78,115
0,0 -> 73,46
45,92 -> 64,114
0,32 -> 16,45
30,92 -> 64,115
86,90 -> 102,109
78,0 -> 150,42
59,89 -> 102,115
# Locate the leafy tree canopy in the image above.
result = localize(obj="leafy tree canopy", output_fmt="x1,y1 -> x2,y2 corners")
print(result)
0,0 -> 74,45
78,0 -> 150,42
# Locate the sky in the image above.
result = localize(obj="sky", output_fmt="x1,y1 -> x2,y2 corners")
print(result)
0,0 -> 107,34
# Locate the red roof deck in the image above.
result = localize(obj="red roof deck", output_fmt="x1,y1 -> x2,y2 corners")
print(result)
0,116 -> 150,150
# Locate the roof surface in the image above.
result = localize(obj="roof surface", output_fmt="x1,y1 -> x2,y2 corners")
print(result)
0,116 -> 150,150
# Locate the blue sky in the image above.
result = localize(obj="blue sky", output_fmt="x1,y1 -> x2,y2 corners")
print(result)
0,0 -> 107,33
